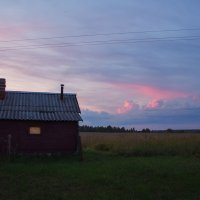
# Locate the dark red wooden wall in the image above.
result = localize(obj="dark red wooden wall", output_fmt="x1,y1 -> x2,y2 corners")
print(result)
0,121 -> 79,154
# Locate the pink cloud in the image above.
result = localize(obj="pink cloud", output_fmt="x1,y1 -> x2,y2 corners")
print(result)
0,26 -> 25,39
0,22 -> 50,41
112,82 -> 190,100
146,99 -> 164,109
117,100 -> 139,114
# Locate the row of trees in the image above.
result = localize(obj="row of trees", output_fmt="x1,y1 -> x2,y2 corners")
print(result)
79,125 -> 137,133
79,125 -> 199,133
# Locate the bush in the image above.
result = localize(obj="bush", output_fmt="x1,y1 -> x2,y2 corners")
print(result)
93,143 -> 113,152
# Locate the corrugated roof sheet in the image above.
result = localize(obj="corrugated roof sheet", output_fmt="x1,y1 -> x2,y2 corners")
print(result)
0,91 -> 82,121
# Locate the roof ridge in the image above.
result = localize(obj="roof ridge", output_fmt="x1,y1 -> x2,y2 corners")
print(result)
6,91 -> 76,95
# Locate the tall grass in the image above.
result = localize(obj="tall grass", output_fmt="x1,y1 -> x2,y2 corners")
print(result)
80,132 -> 200,156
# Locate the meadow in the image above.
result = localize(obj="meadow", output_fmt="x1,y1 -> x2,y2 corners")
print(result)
0,132 -> 200,200
81,132 -> 200,156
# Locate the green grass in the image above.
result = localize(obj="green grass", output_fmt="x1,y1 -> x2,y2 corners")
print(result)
1,132 -> 200,199
0,152 -> 200,200
81,132 -> 200,156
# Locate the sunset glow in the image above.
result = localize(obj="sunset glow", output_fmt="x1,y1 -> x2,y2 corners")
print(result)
117,100 -> 135,114
113,83 -> 190,100
146,99 -> 164,109
1,1 -> 200,130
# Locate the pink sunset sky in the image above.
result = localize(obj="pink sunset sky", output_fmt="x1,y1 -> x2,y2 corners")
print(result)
1,1 -> 200,130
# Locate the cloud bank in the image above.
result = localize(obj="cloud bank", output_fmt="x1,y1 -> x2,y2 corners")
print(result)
1,0 -> 200,129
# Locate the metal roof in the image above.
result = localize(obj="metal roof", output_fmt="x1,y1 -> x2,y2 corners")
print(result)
0,91 -> 82,121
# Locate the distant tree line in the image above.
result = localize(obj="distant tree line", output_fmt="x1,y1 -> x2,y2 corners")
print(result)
79,126 -> 200,133
79,125 -> 136,133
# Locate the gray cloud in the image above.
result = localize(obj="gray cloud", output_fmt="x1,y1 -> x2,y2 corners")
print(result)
1,0 -> 200,129
82,96 -> 200,130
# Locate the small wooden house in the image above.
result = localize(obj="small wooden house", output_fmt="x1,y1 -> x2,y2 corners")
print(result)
0,78 -> 82,155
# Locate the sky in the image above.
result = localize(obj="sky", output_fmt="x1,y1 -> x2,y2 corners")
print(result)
0,0 -> 200,130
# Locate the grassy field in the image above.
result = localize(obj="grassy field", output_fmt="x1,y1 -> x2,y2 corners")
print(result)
81,132 -> 200,156
0,132 -> 200,200
0,152 -> 200,200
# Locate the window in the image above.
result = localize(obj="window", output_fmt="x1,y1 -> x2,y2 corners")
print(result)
29,127 -> 41,135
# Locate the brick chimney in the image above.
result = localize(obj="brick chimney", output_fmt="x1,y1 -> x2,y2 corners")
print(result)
0,78 -> 6,100
60,84 -> 64,100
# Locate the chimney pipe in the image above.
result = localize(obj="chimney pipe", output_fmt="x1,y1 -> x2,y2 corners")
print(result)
60,84 -> 64,100
0,78 -> 6,100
